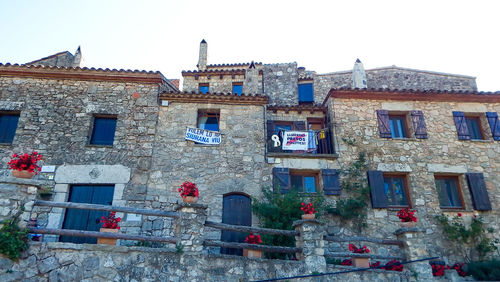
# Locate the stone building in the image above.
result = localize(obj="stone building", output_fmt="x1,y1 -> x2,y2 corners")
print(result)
0,42 -> 498,280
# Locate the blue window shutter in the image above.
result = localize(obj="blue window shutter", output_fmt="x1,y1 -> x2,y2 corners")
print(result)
0,114 -> 20,143
90,117 -> 117,145
466,173 -> 492,211
273,167 -> 290,194
452,111 -> 470,140
298,83 -> 314,103
367,170 -> 387,208
376,110 -> 391,138
486,112 -> 500,141
322,169 -> 340,195
410,110 -> 428,139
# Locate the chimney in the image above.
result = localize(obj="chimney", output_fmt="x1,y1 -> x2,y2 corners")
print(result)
197,39 -> 208,70
72,46 -> 83,68
352,58 -> 367,89
244,61 -> 261,94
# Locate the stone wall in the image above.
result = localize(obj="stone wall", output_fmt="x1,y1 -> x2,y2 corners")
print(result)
326,97 -> 500,263
263,63 -> 299,105
182,71 -> 263,94
0,242 -> 410,281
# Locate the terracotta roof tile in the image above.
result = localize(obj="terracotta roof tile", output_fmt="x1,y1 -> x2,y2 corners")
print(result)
267,104 -> 327,114
206,62 -> 262,68
159,91 -> 268,105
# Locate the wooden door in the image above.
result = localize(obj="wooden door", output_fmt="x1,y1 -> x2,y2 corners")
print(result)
60,185 -> 115,244
220,194 -> 252,255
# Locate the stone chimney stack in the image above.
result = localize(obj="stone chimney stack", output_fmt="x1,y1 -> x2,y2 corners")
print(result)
197,39 -> 208,70
352,58 -> 367,89
72,46 -> 83,68
244,61 -> 261,94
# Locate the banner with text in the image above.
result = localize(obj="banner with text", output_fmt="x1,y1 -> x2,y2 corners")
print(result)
282,131 -> 308,150
185,127 -> 221,145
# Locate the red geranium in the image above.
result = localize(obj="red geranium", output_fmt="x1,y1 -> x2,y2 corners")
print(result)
384,259 -> 404,271
178,181 -> 199,198
430,262 -> 446,276
300,202 -> 315,215
100,212 -> 121,229
451,263 -> 467,277
341,259 -> 352,266
7,152 -> 42,174
397,208 -> 417,222
349,243 -> 370,254
245,233 -> 262,245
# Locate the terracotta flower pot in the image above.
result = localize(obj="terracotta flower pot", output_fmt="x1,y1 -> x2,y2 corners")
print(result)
182,196 -> 198,203
243,249 -> 262,258
353,257 -> 370,268
399,221 -> 415,228
12,170 -> 35,179
97,228 -> 118,245
301,214 -> 315,220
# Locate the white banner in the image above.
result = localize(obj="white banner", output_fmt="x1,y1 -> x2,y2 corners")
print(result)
282,131 -> 308,150
185,127 -> 221,145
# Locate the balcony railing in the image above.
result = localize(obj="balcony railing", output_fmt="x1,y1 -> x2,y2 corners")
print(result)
267,129 -> 335,155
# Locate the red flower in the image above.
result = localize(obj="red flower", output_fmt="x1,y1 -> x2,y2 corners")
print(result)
397,208 -> 417,222
341,259 -> 352,266
100,212 -> 121,230
348,244 -> 370,254
7,152 -> 43,174
457,213 -> 462,217
179,181 -> 199,198
300,203 -> 315,215
245,233 -> 262,245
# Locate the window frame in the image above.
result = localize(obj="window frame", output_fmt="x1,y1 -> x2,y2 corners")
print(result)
290,170 -> 319,193
89,114 -> 117,147
382,173 -> 411,208
197,110 -> 220,132
199,83 -> 210,94
298,82 -> 314,104
0,111 -> 20,145
434,175 -> 466,209
464,115 -> 485,140
388,114 -> 409,139
232,82 -> 243,96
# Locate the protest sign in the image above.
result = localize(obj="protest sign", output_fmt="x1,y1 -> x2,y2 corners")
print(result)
185,127 -> 221,145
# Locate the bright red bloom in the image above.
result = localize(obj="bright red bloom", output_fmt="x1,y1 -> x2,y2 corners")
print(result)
348,243 -> 370,254
245,233 -> 262,245
384,260 -> 404,271
179,181 -> 199,198
7,151 -> 42,174
300,202 -> 315,215
341,259 -> 352,266
457,213 -> 462,217
397,208 -> 417,222
100,212 -> 121,229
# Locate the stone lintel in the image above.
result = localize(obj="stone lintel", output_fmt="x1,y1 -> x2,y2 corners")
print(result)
426,164 -> 467,173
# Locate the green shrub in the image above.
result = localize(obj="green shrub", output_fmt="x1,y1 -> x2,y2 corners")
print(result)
467,260 -> 500,281
0,214 -> 29,260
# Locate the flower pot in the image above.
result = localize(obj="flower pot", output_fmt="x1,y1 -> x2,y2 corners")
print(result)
301,214 -> 315,220
97,228 -> 118,245
353,257 -> 370,268
182,196 -> 198,203
12,170 -> 35,179
243,249 -> 262,258
399,221 -> 415,228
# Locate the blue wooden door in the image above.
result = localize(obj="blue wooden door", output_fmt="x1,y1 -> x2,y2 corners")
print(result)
60,185 -> 115,244
221,194 -> 251,255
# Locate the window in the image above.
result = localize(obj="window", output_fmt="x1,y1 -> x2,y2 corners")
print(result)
199,83 -> 209,94
388,115 -> 408,138
0,112 -> 20,144
383,175 -> 409,207
197,110 -> 219,132
90,116 -> 117,146
453,112 -> 486,140
377,110 -> 427,139
465,117 -> 483,140
434,176 -> 464,209
291,171 -> 318,193
232,83 -> 243,96
298,83 -> 314,103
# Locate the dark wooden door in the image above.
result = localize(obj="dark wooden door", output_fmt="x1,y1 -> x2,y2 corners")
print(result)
221,194 -> 251,255
60,185 -> 115,244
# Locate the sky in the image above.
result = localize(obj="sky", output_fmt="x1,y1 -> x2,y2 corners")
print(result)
1,0 -> 499,91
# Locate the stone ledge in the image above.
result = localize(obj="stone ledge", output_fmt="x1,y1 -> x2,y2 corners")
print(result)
174,202 -> 208,210
0,178 -> 54,189
292,219 -> 325,227
267,153 -> 339,159
394,227 -> 421,236
34,241 -> 177,254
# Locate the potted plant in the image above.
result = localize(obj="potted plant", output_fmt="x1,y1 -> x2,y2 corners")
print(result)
243,233 -> 263,258
98,211 -> 121,245
178,181 -> 199,203
397,207 -> 417,228
7,152 -> 42,179
349,243 -> 371,268
300,202 -> 316,220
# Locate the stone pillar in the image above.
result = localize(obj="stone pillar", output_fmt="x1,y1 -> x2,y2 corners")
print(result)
395,227 -> 433,280
197,39 -> 208,70
293,219 -> 326,273
174,202 -> 208,254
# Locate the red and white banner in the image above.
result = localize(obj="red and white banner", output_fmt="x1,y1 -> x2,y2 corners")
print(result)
282,131 -> 308,150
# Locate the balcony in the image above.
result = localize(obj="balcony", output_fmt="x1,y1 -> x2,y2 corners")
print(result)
267,129 -> 337,159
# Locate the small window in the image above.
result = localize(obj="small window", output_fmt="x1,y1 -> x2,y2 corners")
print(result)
290,171 -> 318,193
465,116 -> 483,140
199,83 -> 209,94
383,175 -> 409,207
388,115 -> 408,138
232,83 -> 243,96
197,110 -> 219,132
90,116 -> 117,146
434,176 -> 464,209
274,122 -> 293,135
298,83 -> 314,103
0,112 -> 20,144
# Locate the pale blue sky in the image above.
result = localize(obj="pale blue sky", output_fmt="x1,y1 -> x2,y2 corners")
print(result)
1,0 -> 499,91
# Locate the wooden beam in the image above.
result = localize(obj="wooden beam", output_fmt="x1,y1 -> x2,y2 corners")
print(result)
325,252 -> 403,260
203,240 -> 300,253
204,221 -> 299,237
323,235 -> 403,247
34,200 -> 179,218
29,228 -> 177,244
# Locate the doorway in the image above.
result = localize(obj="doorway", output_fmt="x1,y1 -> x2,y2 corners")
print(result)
220,193 -> 252,255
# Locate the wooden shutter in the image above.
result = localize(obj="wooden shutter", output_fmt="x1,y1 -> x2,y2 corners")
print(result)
293,121 -> 306,131
376,110 -> 391,138
410,110 -> 428,139
452,111 -> 471,140
367,170 -> 387,208
466,173 -> 492,211
322,169 -> 340,195
273,167 -> 291,194
486,112 -> 500,141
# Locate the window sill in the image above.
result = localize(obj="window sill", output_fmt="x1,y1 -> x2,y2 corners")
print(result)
381,137 -> 419,141
267,152 -> 338,159
460,139 -> 494,143
439,207 -> 466,211
0,143 -> 13,147
85,144 -> 114,148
